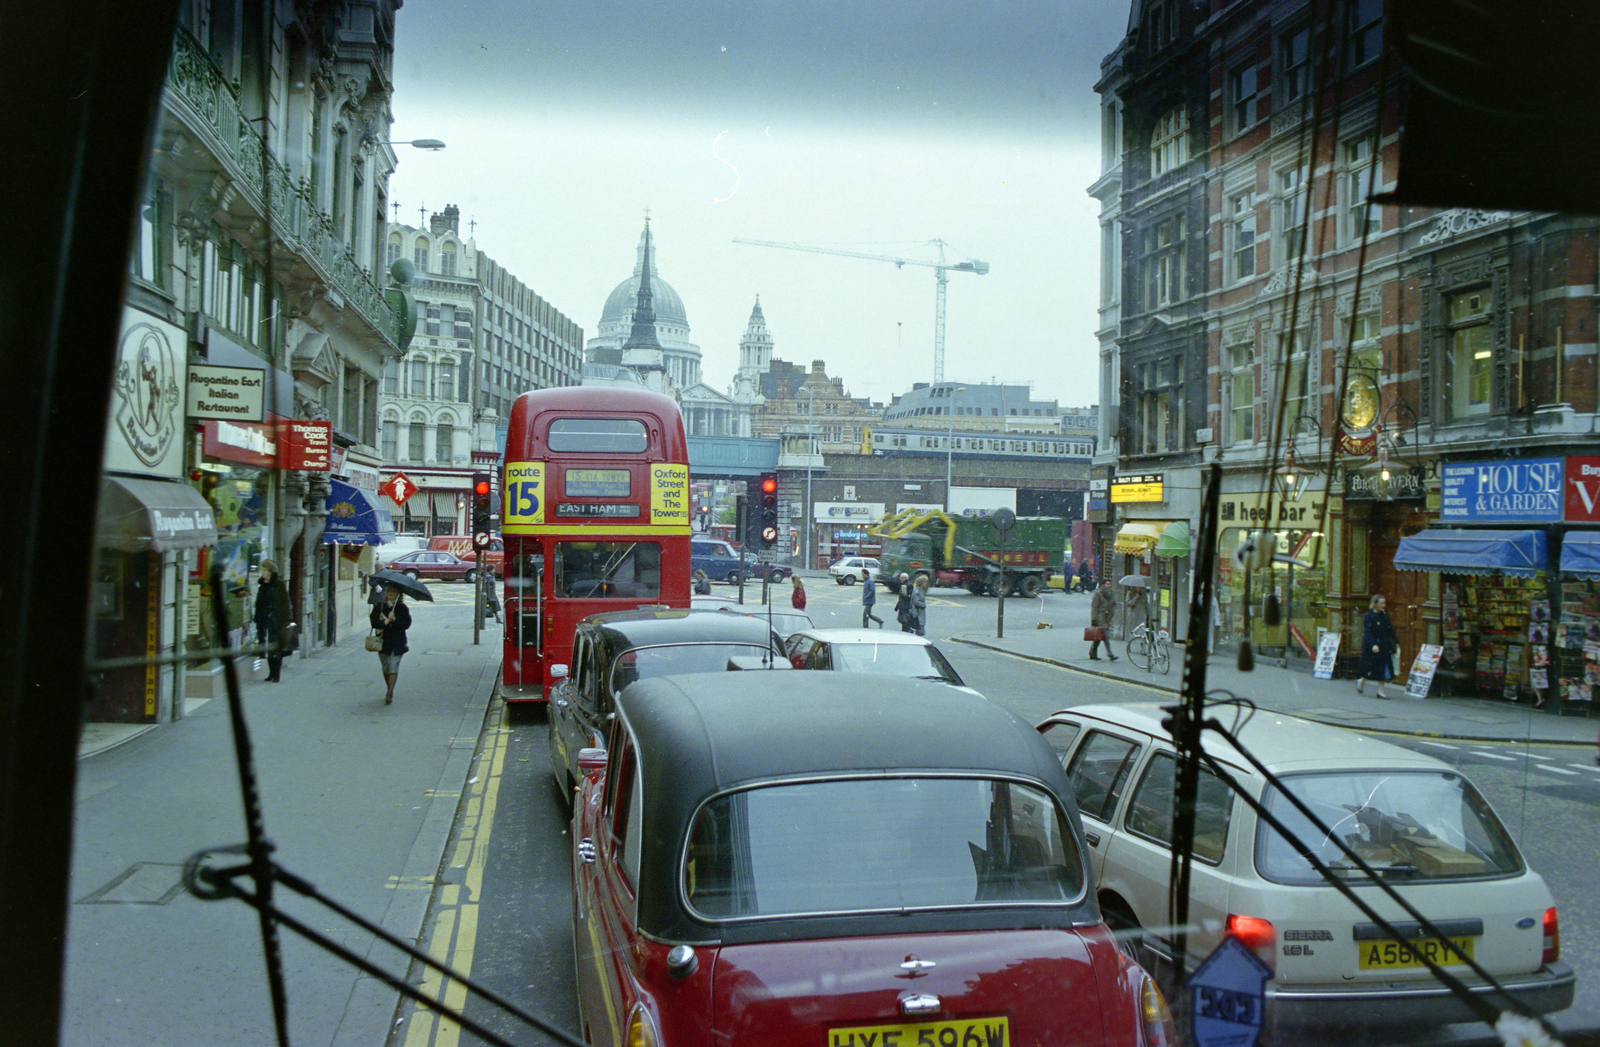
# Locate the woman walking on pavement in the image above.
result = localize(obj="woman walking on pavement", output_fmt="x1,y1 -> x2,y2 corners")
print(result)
254,560 -> 293,682
1087,579 -> 1118,662
370,582 -> 412,705
1357,593 -> 1398,698
790,574 -> 807,611
894,574 -> 914,632
911,575 -> 928,636
861,569 -> 884,627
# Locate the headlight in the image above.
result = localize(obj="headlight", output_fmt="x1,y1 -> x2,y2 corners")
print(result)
625,1002 -> 660,1047
1139,973 -> 1178,1047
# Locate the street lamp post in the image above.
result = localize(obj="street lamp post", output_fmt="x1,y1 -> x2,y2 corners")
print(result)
804,387 -> 815,570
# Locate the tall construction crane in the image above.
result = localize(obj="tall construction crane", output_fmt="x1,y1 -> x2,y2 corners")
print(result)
732,238 -> 989,383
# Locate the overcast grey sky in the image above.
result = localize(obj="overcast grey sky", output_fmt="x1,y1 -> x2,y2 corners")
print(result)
386,1 -> 1128,407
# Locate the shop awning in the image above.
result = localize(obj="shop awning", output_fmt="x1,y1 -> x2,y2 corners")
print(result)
323,480 -> 396,545
1113,522 -> 1167,553
97,475 -> 218,552
1154,520 -> 1191,558
1561,531 -> 1600,579
1394,529 -> 1547,577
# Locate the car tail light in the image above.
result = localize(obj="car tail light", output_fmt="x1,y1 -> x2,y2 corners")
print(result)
1543,907 -> 1560,965
1139,973 -> 1178,1047
1227,913 -> 1276,969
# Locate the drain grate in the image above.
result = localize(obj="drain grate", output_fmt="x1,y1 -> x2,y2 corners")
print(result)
79,861 -> 186,905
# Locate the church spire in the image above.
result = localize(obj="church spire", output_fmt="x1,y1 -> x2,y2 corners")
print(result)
620,219 -> 665,371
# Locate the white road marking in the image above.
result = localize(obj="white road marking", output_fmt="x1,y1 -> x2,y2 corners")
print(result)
1536,765 -> 1579,776
1417,741 -> 1459,750
1470,751 -> 1518,761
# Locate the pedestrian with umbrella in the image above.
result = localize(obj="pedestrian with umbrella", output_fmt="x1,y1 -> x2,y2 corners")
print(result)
369,569 -> 431,705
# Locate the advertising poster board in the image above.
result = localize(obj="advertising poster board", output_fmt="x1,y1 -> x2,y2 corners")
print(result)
1404,644 -> 1446,699
1312,631 -> 1341,680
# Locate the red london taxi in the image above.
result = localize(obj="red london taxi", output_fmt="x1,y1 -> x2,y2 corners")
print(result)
569,673 -> 1177,1047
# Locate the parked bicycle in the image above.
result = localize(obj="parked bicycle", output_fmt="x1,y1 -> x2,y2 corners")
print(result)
1125,620 -> 1171,675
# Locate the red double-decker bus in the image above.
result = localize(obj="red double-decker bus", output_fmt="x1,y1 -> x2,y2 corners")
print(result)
499,387 -> 692,702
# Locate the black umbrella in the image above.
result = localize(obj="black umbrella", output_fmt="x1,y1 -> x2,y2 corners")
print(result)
370,569 -> 435,602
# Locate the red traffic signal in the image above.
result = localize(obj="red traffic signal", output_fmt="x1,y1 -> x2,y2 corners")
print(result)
760,475 -> 777,496
473,477 -> 491,498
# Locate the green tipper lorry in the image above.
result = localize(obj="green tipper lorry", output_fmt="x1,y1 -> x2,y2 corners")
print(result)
867,509 -> 1066,597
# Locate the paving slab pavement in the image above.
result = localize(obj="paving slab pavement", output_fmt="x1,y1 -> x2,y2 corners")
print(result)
64,594 -> 500,1047
948,591 -> 1598,747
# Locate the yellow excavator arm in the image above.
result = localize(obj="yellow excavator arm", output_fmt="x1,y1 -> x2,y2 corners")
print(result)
867,508 -> 958,564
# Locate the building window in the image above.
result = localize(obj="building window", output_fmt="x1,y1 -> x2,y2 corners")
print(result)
1344,137 -> 1382,241
1146,0 -> 1176,49
1230,192 -> 1256,281
437,359 -> 455,400
409,358 -> 428,398
413,237 -> 428,271
425,306 -> 441,338
1279,332 -> 1313,431
1446,288 -> 1494,419
441,241 -> 457,277
1347,0 -> 1383,69
386,232 -> 402,269
1229,62 -> 1260,134
436,421 -> 454,463
1228,345 -> 1255,445
1280,25 -> 1311,105
381,420 -> 398,461
1278,165 -> 1310,261
408,421 -> 426,462
1134,357 -> 1183,455
342,367 -> 361,433
1150,107 -> 1188,176
132,179 -> 170,288
1142,216 -> 1186,310
382,359 -> 399,395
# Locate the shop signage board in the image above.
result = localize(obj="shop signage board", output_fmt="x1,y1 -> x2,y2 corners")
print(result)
1111,473 -> 1164,503
202,419 -> 276,468
1344,464 -> 1427,502
279,420 -> 331,471
106,308 -> 187,477
186,364 -> 265,422
1566,455 -> 1600,522
1404,644 -> 1445,698
1440,458 -> 1564,523
1312,631 -> 1342,679
813,502 -> 884,522
1218,493 -> 1322,524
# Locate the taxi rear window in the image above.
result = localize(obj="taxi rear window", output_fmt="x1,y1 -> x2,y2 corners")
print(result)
684,776 -> 1084,919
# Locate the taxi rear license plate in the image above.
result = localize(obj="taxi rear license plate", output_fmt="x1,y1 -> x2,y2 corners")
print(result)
828,1016 -> 1009,1047
1358,936 -> 1475,970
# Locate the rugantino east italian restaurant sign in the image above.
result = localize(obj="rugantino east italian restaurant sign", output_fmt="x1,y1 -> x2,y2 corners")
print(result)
1440,457 -> 1564,524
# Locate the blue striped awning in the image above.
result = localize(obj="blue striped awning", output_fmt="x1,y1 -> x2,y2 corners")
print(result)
1561,531 -> 1600,580
1394,529 -> 1546,577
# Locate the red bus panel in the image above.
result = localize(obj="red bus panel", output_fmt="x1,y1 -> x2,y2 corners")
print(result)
499,388 -> 691,701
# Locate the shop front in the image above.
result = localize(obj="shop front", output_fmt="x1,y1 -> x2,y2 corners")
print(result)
812,502 -> 885,569
1212,486 -> 1329,663
1110,471 -> 1197,642
324,478 -> 394,645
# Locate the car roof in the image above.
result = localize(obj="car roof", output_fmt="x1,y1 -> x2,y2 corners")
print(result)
793,628 -> 933,646
619,673 -> 1079,941
578,607 -> 778,649
1051,702 -> 1448,776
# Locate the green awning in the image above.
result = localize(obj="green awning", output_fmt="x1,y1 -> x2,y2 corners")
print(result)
1154,520 -> 1191,558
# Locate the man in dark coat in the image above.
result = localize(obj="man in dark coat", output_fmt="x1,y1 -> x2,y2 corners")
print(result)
1087,580 -> 1117,662
254,560 -> 293,682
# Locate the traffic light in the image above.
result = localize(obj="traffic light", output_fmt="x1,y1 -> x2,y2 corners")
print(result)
471,470 -> 493,536
758,471 -> 778,548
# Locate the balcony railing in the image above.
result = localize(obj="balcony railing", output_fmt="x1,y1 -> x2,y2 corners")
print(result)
165,29 -> 398,351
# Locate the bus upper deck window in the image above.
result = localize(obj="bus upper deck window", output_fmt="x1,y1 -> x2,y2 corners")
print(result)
547,418 -> 649,453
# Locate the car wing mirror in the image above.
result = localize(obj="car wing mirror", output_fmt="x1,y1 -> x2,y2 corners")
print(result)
550,663 -> 569,680
577,747 -> 607,775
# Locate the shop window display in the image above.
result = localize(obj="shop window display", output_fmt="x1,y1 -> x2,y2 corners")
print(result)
1216,527 -> 1327,656
1553,580 -> 1599,703
1439,574 -> 1543,701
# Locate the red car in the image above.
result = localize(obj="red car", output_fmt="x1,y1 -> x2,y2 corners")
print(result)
384,549 -> 482,582
570,673 -> 1176,1047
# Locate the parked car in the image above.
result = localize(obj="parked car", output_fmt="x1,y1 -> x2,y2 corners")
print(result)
546,609 -> 784,801
373,533 -> 428,567
1036,703 -> 1575,1039
784,628 -> 984,698
383,549 -> 479,582
690,537 -> 745,583
828,555 -> 881,584
427,533 -> 504,572
742,560 -> 793,583
570,674 -> 1175,1047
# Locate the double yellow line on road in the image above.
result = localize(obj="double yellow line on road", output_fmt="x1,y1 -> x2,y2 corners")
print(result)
402,702 -> 511,1047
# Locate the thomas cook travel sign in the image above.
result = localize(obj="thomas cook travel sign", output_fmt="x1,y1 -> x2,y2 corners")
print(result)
1440,458 -> 1563,524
